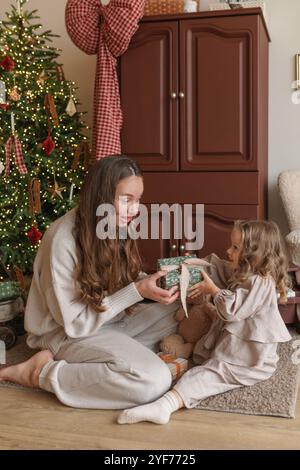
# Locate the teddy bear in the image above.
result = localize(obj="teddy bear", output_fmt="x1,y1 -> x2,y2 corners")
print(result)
159,298 -> 216,359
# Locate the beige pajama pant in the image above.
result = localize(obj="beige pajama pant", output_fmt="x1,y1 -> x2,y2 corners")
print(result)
39,300 -> 180,409
174,329 -> 278,409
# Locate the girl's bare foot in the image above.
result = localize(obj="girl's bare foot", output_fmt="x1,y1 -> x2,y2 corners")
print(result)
0,350 -> 53,388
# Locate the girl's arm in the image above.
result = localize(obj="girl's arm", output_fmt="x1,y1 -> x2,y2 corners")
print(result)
47,279 -> 143,338
65,0 -> 145,57
188,272 -> 274,322
201,253 -> 234,289
44,237 -> 144,338
212,276 -> 274,322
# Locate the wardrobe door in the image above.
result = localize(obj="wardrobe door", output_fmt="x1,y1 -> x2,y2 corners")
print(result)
179,15 -> 258,171
120,21 -> 179,171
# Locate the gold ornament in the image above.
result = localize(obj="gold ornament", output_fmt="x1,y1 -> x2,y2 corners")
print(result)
0,161 -> 4,175
46,180 -> 66,200
66,97 -> 77,117
9,86 -> 21,101
37,70 -> 49,86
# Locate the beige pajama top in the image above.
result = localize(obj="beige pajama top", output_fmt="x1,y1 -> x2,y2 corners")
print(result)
198,254 -> 291,364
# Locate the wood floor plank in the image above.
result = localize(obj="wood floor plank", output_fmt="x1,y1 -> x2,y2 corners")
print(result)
0,387 -> 299,450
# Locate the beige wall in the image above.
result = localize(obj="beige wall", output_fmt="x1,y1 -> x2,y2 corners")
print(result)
1,0 -> 300,233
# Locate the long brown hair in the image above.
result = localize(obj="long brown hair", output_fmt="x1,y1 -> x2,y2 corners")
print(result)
229,220 -> 291,301
73,155 -> 143,313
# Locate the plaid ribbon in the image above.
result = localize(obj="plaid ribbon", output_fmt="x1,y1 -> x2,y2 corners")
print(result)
5,135 -> 28,176
56,65 -> 66,81
44,93 -> 59,127
71,141 -> 91,171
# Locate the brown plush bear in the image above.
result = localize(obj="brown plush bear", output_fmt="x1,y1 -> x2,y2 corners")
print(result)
159,299 -> 216,359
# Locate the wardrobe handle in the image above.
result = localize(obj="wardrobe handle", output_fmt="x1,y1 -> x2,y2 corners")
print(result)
179,92 -> 185,99
171,92 -> 177,100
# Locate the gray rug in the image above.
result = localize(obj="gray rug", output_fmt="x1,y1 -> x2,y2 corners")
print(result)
1,331 -> 300,417
195,329 -> 300,418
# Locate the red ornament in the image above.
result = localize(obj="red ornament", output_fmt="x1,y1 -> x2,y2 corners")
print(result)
0,103 -> 8,111
0,55 -> 15,72
42,134 -> 55,156
27,225 -> 42,245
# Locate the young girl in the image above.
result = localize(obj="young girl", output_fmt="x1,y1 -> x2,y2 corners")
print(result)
118,220 -> 292,424
0,156 -> 180,409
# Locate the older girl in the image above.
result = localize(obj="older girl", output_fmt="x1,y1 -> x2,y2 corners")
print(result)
0,156 -> 180,409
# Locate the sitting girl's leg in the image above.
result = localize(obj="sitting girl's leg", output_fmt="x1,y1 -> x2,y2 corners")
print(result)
117,359 -> 242,425
0,350 -> 54,388
118,389 -> 184,425
34,329 -> 173,410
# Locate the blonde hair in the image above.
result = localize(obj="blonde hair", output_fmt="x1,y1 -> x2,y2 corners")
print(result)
229,220 -> 291,301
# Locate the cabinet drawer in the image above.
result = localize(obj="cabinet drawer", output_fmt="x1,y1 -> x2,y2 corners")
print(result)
142,172 -> 259,204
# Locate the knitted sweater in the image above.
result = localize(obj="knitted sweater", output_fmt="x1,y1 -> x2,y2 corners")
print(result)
25,208 -> 144,354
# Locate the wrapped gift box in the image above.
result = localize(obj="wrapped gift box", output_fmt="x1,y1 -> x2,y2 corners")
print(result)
157,352 -> 188,382
158,255 -> 203,290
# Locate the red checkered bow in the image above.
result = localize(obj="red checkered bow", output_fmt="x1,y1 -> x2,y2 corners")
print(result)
5,135 -> 28,176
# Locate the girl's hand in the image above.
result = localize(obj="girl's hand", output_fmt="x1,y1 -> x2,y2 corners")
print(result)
135,271 -> 180,305
187,271 -> 220,299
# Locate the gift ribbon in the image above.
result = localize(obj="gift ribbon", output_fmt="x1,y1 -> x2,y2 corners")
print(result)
158,354 -> 183,380
160,258 -> 212,317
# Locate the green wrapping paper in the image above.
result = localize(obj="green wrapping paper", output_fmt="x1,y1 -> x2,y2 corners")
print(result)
158,255 -> 203,290
157,255 -> 212,317
0,281 -> 22,301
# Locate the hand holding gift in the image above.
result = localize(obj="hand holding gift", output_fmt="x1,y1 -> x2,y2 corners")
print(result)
187,271 -> 220,299
135,271 -> 180,305
158,256 -> 213,317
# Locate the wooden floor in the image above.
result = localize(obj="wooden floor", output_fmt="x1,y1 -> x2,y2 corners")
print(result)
0,386 -> 300,450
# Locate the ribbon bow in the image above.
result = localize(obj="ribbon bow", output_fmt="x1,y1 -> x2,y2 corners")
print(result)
161,258 -> 212,317
158,353 -> 187,381
5,135 -> 28,176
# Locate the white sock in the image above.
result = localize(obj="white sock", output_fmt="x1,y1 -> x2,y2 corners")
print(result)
117,391 -> 182,425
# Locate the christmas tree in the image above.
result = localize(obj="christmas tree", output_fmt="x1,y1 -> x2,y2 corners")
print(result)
0,0 -> 90,277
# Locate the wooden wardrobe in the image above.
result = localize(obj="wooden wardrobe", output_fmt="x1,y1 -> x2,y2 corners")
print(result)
119,8 -> 270,272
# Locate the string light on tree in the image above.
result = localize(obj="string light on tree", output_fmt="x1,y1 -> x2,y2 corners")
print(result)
0,0 -> 89,275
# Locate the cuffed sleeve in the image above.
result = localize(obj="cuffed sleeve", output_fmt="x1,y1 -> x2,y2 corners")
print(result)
212,275 -> 292,343
213,288 -> 253,322
47,280 -> 143,338
213,276 -> 274,323
47,226 -> 143,339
